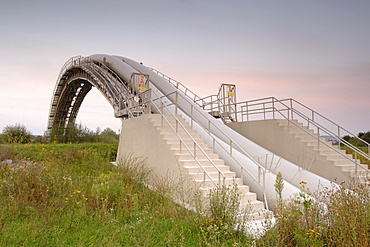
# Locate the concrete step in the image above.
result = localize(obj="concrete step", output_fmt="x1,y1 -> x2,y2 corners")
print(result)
276,119 -> 301,126
324,153 -> 357,161
148,114 -> 187,120
160,132 -> 202,140
166,138 -> 206,146
171,147 -> 214,156
299,137 -> 332,145
239,200 -> 265,212
353,175 -> 370,184
154,125 -> 196,134
195,177 -> 243,188
317,148 -> 347,155
180,158 -> 226,166
238,209 -> 273,221
347,169 -> 370,177
183,163 -> 229,173
330,159 -> 358,166
188,170 -> 237,180
336,163 -> 369,172
240,192 -> 258,202
181,158 -> 226,167
168,142 -> 210,150
199,184 -> 251,195
149,118 -> 188,126
201,191 -> 258,208
175,152 -> 220,160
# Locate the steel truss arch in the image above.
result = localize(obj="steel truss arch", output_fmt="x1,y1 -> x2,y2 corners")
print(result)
47,56 -> 133,139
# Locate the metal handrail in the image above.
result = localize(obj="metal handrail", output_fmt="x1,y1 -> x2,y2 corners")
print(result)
149,67 -> 204,103
230,97 -> 369,175
280,98 -> 370,155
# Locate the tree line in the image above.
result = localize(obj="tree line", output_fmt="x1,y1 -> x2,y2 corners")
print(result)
342,131 -> 370,147
0,123 -> 119,144
1,123 -> 369,146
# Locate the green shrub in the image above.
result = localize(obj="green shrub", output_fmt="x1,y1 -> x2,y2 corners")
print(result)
2,123 -> 32,144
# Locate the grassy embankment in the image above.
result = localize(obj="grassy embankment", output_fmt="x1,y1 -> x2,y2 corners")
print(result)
0,143 -> 252,246
0,143 -> 369,246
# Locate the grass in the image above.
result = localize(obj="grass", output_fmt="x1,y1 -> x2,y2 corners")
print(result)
0,143 -> 369,246
0,143 -> 252,246
257,180 -> 370,247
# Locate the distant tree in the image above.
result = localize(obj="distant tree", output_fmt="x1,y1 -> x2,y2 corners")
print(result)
0,134 -> 5,144
97,128 -> 119,144
51,123 -> 119,144
358,131 -> 370,144
342,135 -> 351,142
342,131 -> 370,147
2,123 -> 32,144
63,123 -> 97,143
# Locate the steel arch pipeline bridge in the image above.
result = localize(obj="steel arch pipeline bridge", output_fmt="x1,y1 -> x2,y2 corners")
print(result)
48,54 -> 369,227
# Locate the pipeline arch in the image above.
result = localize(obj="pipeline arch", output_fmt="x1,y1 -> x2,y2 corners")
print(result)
47,54 -> 348,209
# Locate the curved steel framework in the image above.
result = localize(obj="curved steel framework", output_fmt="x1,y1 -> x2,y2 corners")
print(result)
47,56 -> 132,138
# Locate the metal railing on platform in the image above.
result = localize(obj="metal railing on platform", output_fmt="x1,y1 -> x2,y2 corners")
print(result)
231,97 -> 370,175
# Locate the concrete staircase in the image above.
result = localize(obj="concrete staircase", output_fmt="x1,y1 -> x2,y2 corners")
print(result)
227,119 -> 369,186
275,119 -> 369,185
148,114 -> 271,220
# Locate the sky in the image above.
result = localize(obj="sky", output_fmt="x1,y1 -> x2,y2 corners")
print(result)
0,0 -> 369,136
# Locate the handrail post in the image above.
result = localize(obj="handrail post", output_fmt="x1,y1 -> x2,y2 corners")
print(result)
194,142 -> 196,158
312,111 -> 315,122
175,92 -> 178,115
354,152 -> 358,175
337,126 -> 341,150
317,127 -> 320,150
191,105 -> 194,128
247,102 -> 249,121
290,99 -> 293,120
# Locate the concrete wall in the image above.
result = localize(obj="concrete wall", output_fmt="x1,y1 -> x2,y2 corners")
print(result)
116,115 -> 197,200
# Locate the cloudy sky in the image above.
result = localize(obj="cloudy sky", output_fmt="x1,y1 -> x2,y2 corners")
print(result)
1,0 -> 369,135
